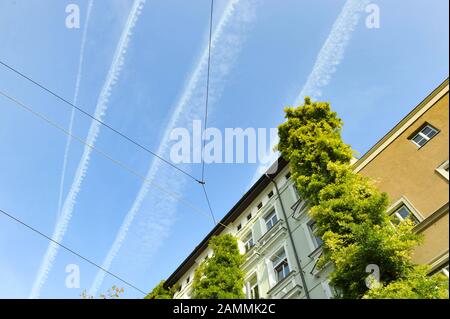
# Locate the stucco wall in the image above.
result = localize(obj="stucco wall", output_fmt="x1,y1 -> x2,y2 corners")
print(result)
358,92 -> 449,265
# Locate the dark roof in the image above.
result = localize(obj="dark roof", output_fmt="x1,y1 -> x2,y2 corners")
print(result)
164,157 -> 288,288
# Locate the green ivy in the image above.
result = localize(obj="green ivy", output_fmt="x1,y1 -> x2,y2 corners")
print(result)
277,97 -> 449,299
192,234 -> 245,299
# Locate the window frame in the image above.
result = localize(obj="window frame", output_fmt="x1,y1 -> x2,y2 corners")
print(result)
387,197 -> 423,225
392,205 -> 418,224
271,249 -> 290,282
243,231 -> 255,253
436,160 -> 449,180
307,220 -> 323,248
248,275 -> 260,299
264,209 -> 279,231
410,123 -> 439,148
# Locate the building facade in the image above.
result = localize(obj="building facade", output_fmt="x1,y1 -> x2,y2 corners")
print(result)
164,79 -> 449,299
354,79 -> 449,276
167,158 -> 333,299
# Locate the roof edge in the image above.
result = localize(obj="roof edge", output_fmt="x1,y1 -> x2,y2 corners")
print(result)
353,78 -> 449,171
163,157 -> 288,288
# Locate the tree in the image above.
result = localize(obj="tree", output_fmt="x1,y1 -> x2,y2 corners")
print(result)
80,285 -> 124,299
192,234 -> 245,299
145,280 -> 177,299
364,266 -> 448,299
277,97 -> 448,299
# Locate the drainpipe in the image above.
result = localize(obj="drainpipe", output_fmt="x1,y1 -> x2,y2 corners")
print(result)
265,173 -> 311,299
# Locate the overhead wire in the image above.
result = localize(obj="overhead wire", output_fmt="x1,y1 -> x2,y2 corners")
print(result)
0,89 -> 233,232
199,0 -> 218,226
0,207 -> 147,296
0,89 -> 209,222
0,60 -> 201,184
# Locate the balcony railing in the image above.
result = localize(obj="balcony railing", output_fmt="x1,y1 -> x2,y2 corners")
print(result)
266,270 -> 302,299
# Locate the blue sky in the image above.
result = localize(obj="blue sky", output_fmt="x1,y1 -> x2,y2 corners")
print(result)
0,0 -> 448,298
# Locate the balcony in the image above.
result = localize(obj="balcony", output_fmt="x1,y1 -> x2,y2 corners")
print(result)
242,243 -> 260,271
257,219 -> 287,255
266,270 -> 302,299
242,220 -> 288,271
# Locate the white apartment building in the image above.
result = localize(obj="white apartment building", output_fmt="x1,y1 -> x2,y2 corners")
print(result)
164,158 -> 333,299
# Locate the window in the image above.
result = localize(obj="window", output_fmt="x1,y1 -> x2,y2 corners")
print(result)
272,249 -> 290,282
186,276 -> 190,284
264,209 -> 278,231
243,232 -> 255,253
436,160 -> 449,180
285,172 -> 291,180
268,190 -> 274,199
308,221 -> 323,247
248,276 -> 259,299
390,204 -> 419,225
237,223 -> 242,231
411,124 -> 438,147
257,202 -> 263,210
247,213 -> 252,221
292,198 -> 308,219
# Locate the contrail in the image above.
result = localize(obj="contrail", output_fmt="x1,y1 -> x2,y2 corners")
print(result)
252,0 -> 369,182
89,0 -> 258,296
29,0 -> 146,299
57,0 -> 94,219
295,0 -> 369,103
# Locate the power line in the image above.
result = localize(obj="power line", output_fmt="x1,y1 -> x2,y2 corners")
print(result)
199,0 -> 218,226
0,87 -> 234,235
201,184 -> 216,225
0,89 -> 209,221
200,0 -> 214,184
2,0 -> 222,246
0,207 -> 147,296
0,60 -> 201,184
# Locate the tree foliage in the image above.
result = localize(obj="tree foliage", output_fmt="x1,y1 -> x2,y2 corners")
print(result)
145,280 -> 177,299
364,266 -> 449,299
192,234 -> 245,299
277,97 -> 448,299
80,285 -> 124,299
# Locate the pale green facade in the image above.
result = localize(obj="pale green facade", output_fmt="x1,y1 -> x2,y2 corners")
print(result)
170,163 -> 332,299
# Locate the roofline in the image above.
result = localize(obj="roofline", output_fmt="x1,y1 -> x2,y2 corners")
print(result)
164,157 -> 288,288
353,78 -> 449,172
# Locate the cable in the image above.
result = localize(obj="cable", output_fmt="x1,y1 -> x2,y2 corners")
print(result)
198,0 -> 218,226
201,184 -> 216,225
200,0 -> 214,183
0,60 -> 201,184
0,88 -> 233,234
0,207 -> 147,296
0,89 -> 209,221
